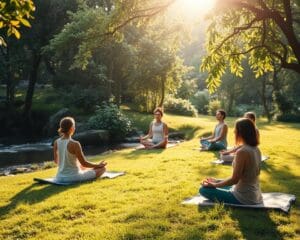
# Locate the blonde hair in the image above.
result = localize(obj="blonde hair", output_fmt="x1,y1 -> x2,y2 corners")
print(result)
58,117 -> 75,135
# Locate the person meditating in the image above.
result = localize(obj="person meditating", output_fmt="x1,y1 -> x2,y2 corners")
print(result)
53,117 -> 107,183
199,118 -> 263,205
220,111 -> 260,163
200,109 -> 228,151
140,107 -> 168,149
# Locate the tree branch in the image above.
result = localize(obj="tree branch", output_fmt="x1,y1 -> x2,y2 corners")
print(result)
104,1 -> 175,36
214,17 -> 262,54
283,0 -> 293,26
224,0 -> 300,66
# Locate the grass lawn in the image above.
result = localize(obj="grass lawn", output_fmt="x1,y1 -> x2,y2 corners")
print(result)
0,113 -> 299,240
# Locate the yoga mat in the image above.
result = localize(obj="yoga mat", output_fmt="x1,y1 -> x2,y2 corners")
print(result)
211,155 -> 269,165
135,142 -> 179,150
182,192 -> 296,213
192,147 -> 235,151
34,171 -> 126,186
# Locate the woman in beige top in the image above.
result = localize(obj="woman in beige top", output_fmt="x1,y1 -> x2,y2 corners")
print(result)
200,118 -> 263,205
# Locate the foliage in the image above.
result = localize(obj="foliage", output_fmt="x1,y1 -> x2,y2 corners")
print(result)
208,99 -> 221,116
276,112 -> 300,123
176,78 -> 197,100
0,0 -> 35,44
88,103 -> 133,140
0,113 -> 299,240
201,0 -> 300,92
164,96 -> 198,117
230,104 -> 264,118
63,86 -> 107,114
190,90 -> 209,114
47,6 -> 188,111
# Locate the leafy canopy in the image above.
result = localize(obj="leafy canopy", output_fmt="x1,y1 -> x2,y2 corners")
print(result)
201,0 -> 300,92
0,0 -> 35,45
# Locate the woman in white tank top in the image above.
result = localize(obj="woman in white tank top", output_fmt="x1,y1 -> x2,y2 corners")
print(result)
140,107 -> 168,149
53,117 -> 107,183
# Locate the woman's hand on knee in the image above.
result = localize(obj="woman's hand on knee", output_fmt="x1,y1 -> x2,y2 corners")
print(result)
201,177 -> 217,188
95,161 -> 107,169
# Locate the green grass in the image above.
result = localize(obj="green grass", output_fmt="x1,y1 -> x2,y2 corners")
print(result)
0,113 -> 299,240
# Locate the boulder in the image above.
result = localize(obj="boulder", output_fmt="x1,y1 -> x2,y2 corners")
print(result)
45,108 -> 72,136
168,131 -> 185,139
73,130 -> 110,146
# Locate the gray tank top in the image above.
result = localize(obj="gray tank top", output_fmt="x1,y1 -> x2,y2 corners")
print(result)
214,123 -> 227,147
152,122 -> 164,144
232,145 -> 263,204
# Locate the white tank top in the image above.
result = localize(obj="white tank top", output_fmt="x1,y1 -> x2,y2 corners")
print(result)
152,122 -> 164,144
56,138 -> 80,179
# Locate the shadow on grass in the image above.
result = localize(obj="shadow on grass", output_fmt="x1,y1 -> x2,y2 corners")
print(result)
257,121 -> 300,131
196,205 -> 284,240
261,161 -> 300,196
230,209 -> 284,240
169,124 -> 202,140
123,146 -> 171,160
0,182 -> 81,218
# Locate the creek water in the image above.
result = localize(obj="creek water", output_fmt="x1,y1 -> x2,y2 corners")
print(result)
0,139 -> 141,169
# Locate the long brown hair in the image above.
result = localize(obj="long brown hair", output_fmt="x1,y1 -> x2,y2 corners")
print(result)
58,117 -> 75,136
235,118 -> 259,146
153,107 -> 164,117
244,112 -> 256,123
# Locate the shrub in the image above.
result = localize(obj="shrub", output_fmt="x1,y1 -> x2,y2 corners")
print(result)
88,103 -> 133,140
208,100 -> 221,116
230,104 -> 264,117
164,96 -> 198,117
190,90 -> 209,114
64,86 -> 106,113
276,112 -> 300,123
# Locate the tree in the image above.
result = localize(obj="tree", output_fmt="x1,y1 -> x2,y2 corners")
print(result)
47,2 -> 187,112
201,0 -> 300,92
21,0 -> 78,116
0,0 -> 35,45
0,0 -> 35,106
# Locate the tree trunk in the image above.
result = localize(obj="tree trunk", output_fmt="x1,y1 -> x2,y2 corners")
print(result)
1,45 -> 14,107
261,75 -> 272,122
227,79 -> 235,114
272,69 -> 293,114
108,58 -> 114,100
23,53 -> 41,117
116,77 -> 122,106
158,77 -> 165,107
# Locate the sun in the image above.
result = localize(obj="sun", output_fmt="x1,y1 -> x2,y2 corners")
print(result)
169,0 -> 217,22
179,0 -> 217,12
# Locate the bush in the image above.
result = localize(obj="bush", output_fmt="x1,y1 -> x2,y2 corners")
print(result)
164,96 -> 198,117
230,104 -> 264,117
88,103 -> 133,140
276,112 -> 300,123
208,100 -> 221,116
64,86 -> 107,113
190,90 -> 209,114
